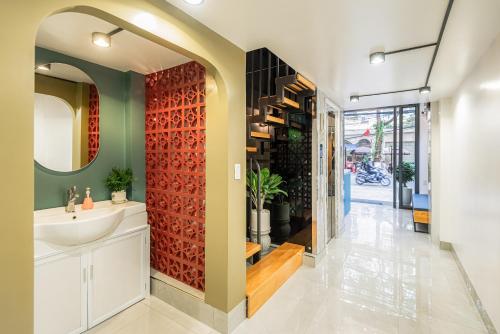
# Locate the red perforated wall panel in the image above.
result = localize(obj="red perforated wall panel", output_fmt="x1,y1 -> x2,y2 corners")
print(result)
88,84 -> 99,162
145,61 -> 206,291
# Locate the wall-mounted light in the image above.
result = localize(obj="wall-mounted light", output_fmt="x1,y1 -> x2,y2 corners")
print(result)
369,43 -> 437,65
350,95 -> 360,103
92,32 -> 111,48
419,86 -> 431,95
369,52 -> 386,65
92,28 -> 123,48
183,0 -> 204,4
480,80 -> 500,91
36,64 -> 51,71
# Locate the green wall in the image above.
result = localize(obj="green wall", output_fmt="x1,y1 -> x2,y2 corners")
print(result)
35,47 -> 145,209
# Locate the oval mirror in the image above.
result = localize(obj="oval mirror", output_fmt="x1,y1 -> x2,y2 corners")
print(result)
34,63 -> 99,172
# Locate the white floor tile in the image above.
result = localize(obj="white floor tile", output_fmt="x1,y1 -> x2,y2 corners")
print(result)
87,203 -> 487,334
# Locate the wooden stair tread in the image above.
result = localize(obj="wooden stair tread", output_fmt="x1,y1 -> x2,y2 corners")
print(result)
297,73 -> 316,91
246,243 -> 305,317
265,115 -> 285,125
248,114 -> 285,126
273,97 -> 300,109
246,242 -> 261,259
250,131 -> 271,139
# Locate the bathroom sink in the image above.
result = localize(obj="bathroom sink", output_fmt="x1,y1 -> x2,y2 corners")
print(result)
34,201 -> 144,246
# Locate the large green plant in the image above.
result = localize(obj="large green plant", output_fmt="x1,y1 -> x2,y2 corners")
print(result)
395,162 -> 415,187
247,168 -> 287,209
105,167 -> 134,192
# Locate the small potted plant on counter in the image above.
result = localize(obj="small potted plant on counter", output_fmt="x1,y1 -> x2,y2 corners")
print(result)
105,167 -> 134,204
247,168 -> 287,253
395,161 -> 415,206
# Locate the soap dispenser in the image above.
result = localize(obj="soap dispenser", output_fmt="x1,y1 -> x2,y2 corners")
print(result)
82,187 -> 94,210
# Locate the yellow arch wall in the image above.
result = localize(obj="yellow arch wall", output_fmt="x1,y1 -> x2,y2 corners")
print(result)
0,1 -> 246,332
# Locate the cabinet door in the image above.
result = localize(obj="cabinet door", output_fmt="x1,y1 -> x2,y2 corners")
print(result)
87,231 -> 147,328
35,251 -> 88,334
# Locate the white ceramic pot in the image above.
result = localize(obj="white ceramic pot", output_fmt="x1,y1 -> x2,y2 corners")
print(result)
250,209 -> 271,253
111,190 -> 127,204
402,187 -> 412,206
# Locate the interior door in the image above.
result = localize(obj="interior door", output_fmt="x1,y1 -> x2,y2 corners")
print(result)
87,231 -> 146,328
35,250 -> 88,334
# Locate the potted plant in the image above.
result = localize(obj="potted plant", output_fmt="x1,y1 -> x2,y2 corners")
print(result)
395,162 -> 415,206
247,168 -> 287,252
270,194 -> 291,244
105,167 -> 134,204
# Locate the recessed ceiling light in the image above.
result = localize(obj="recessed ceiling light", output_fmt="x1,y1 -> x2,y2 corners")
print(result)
350,95 -> 360,103
92,32 -> 111,48
419,86 -> 431,95
183,0 -> 204,4
369,52 -> 386,65
36,64 -> 51,71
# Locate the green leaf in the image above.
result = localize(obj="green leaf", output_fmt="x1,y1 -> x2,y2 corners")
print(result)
246,167 -> 287,209
105,167 -> 134,192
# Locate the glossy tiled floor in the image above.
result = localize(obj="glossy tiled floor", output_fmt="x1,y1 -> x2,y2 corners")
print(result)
236,203 -> 486,334
87,203 -> 486,333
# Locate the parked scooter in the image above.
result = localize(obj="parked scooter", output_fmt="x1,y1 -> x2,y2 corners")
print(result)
355,167 -> 391,186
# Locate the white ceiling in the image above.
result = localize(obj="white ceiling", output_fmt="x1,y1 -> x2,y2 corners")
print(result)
36,12 -> 191,75
36,63 -> 94,84
165,0 -> 500,110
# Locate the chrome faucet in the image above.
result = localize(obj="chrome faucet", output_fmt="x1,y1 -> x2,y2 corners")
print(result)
65,186 -> 79,213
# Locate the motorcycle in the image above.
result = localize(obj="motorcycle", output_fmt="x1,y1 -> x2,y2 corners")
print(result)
355,168 -> 391,186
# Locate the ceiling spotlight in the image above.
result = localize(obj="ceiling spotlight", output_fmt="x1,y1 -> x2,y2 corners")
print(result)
350,95 -> 360,103
36,64 -> 51,71
369,52 -> 386,65
92,32 -> 111,48
183,0 -> 204,4
419,86 -> 431,95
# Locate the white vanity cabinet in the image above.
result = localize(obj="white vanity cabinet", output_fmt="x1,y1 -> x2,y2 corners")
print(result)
35,250 -> 88,334
34,201 -> 149,334
87,231 -> 148,327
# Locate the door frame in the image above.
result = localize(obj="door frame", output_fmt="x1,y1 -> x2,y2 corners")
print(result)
394,104 -> 420,209
344,103 -> 420,209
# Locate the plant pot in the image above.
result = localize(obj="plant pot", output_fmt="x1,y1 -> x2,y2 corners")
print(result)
250,209 -> 271,253
270,202 -> 291,243
111,190 -> 127,204
402,187 -> 412,206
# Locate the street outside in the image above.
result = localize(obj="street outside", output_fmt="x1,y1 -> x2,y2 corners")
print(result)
350,172 -> 393,204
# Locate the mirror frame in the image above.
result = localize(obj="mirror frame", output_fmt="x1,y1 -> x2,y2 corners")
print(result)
34,62 -> 101,174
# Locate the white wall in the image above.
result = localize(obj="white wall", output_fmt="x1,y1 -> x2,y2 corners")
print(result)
34,93 -> 74,171
435,34 -> 500,329
418,104 -> 430,194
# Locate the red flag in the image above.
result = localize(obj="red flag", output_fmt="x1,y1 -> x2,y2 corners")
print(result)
362,128 -> 370,136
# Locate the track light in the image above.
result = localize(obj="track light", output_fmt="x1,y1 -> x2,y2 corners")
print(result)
369,52 -> 386,65
92,32 -> 111,48
419,86 -> 431,95
350,95 -> 360,103
36,64 -> 51,71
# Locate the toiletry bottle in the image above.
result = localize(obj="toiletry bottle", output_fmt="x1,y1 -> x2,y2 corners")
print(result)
82,187 -> 94,210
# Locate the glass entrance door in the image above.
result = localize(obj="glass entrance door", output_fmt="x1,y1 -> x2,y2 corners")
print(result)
344,105 -> 419,208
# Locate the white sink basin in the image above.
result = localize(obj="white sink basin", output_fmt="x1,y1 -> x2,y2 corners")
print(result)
34,201 -> 145,246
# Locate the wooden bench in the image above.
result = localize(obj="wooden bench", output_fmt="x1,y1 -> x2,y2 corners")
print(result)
246,242 -> 304,317
412,194 -> 429,233
245,242 -> 261,259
